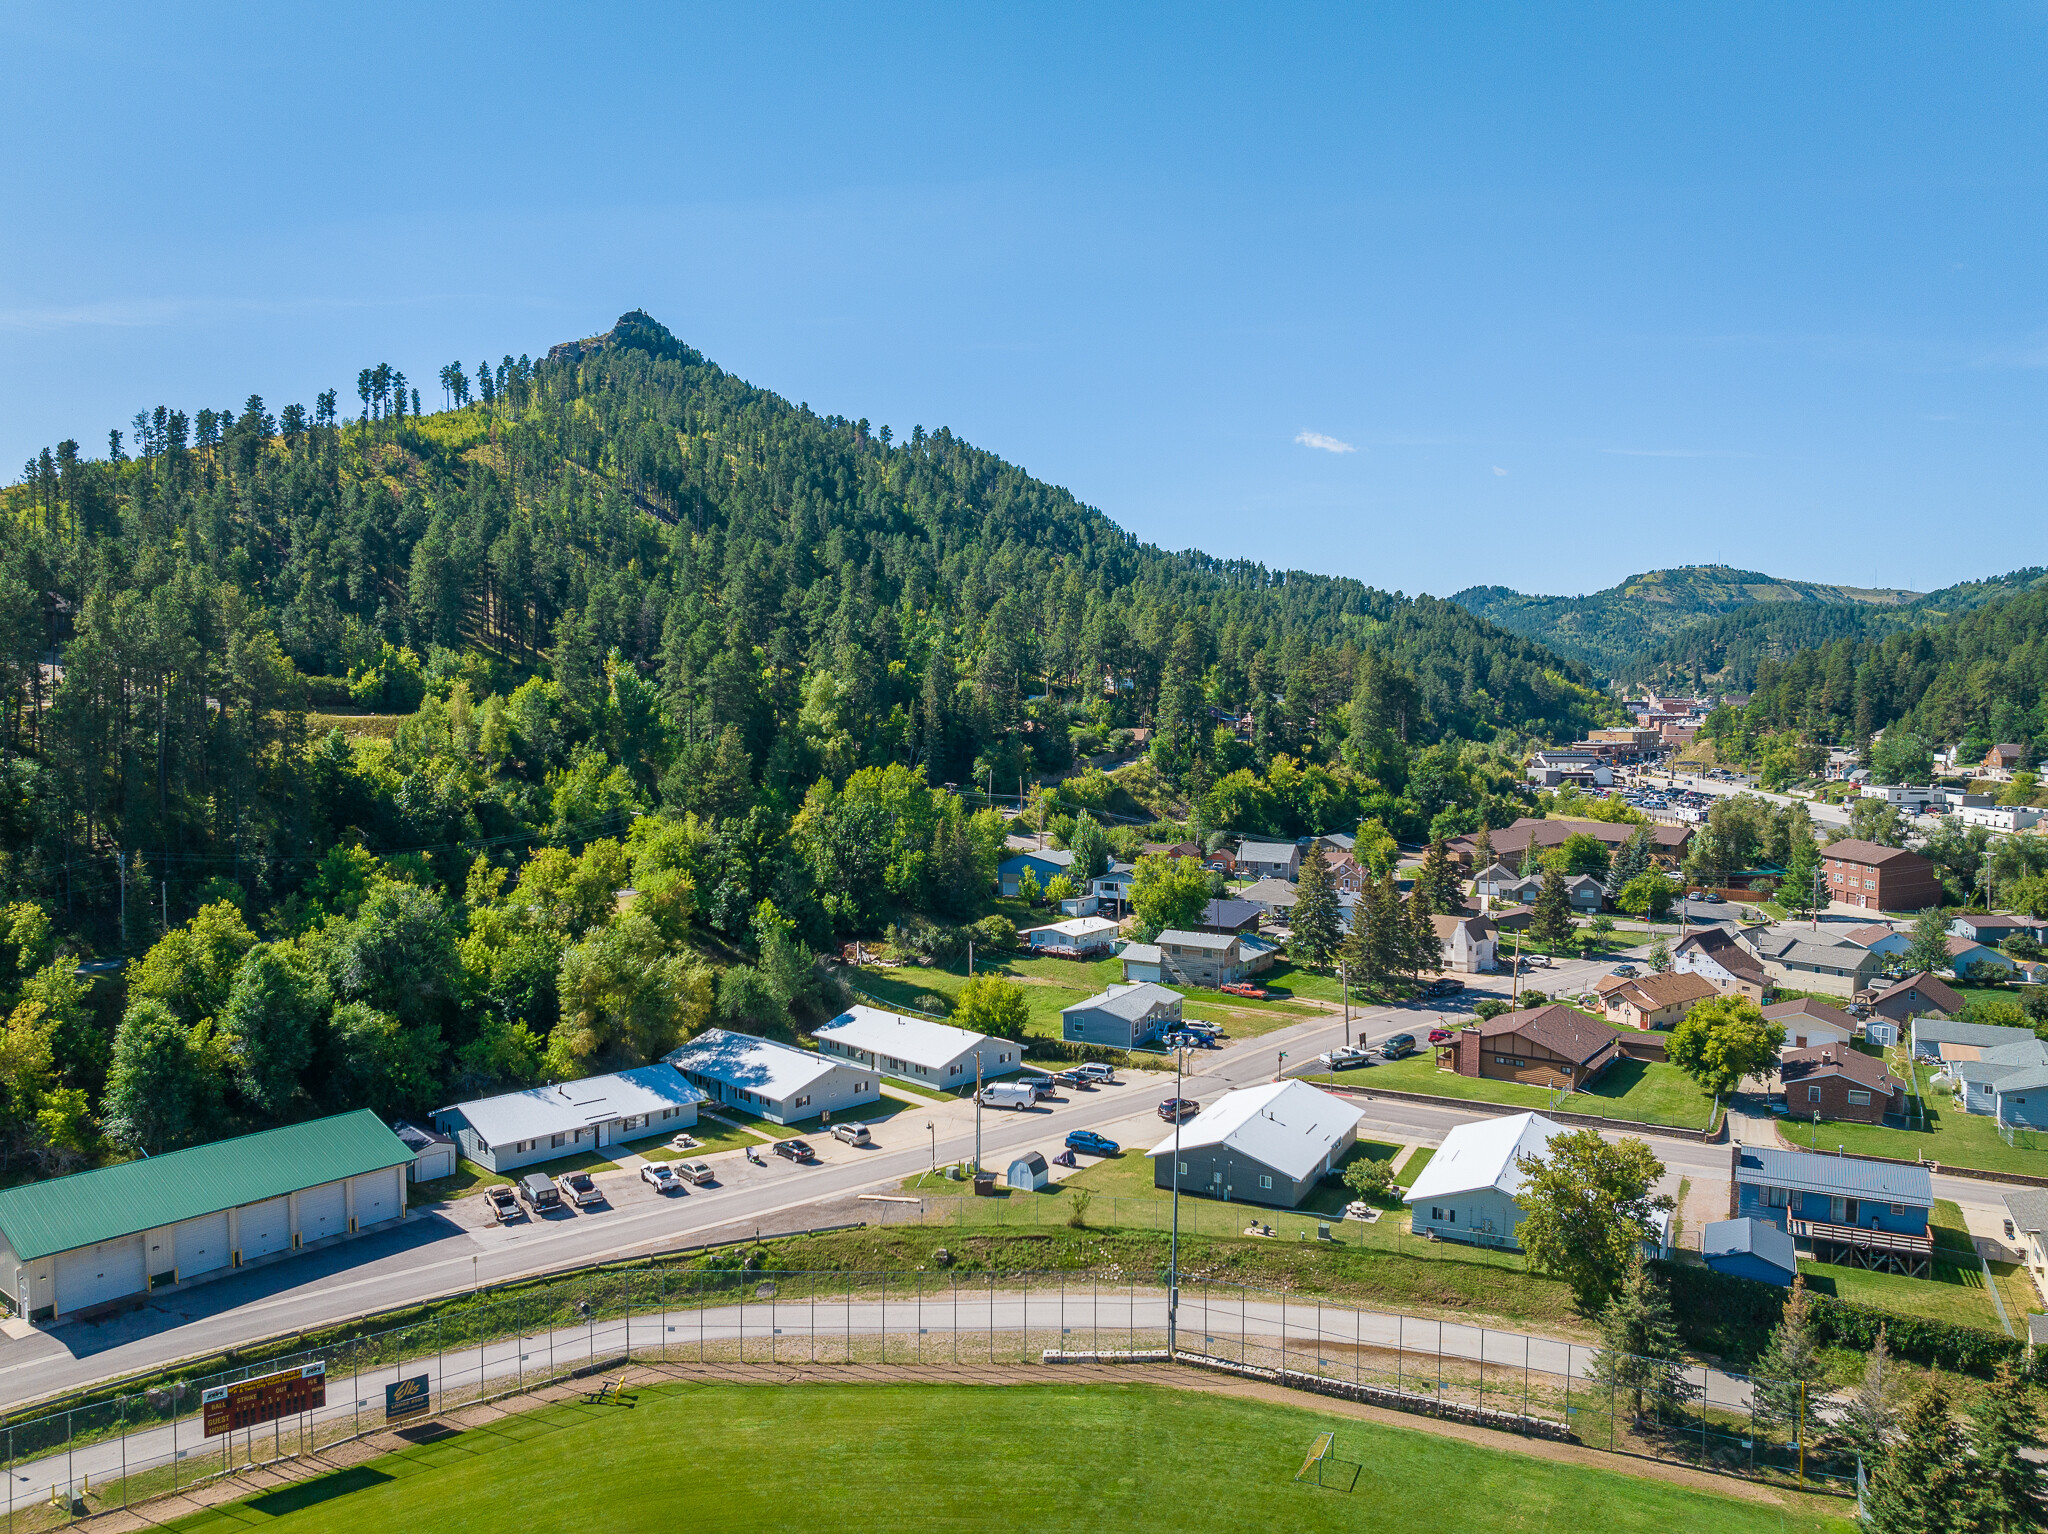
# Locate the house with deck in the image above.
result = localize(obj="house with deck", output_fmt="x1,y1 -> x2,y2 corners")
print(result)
1732,1144 -> 1933,1276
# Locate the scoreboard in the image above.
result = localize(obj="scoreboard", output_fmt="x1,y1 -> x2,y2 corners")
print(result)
201,1362 -> 327,1436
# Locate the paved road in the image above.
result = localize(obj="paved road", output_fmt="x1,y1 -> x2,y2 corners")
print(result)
6,1286 -> 1750,1502
0,953 -> 2020,1412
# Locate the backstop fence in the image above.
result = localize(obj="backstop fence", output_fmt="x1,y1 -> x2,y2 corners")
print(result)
0,1263 -> 1854,1528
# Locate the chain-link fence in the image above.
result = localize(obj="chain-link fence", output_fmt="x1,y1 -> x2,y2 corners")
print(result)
0,1265 -> 1854,1529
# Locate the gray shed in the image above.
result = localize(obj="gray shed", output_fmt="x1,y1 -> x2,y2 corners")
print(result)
392,1120 -> 457,1182
1007,1152 -> 1050,1191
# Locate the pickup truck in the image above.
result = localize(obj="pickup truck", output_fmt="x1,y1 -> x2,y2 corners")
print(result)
556,1171 -> 603,1207
485,1184 -> 523,1222
1219,982 -> 1268,999
1320,1045 -> 1373,1070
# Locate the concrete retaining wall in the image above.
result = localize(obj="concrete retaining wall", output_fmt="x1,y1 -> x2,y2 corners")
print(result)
1172,1351 -> 1579,1441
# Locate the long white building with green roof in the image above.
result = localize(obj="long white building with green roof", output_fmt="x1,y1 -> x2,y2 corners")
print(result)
0,1110 -> 415,1324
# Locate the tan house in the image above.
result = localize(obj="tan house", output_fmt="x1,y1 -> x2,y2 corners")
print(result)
2000,1191 -> 2048,1306
1740,925 -> 1886,998
1595,970 -> 1718,1030
1763,997 -> 1858,1051
1438,1004 -> 1621,1092
1148,928 -> 1277,988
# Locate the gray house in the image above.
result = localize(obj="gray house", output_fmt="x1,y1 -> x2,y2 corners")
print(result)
1147,1080 -> 1362,1209
1060,983 -> 1182,1049
1236,841 -> 1301,883
435,1065 -> 705,1174
665,1029 -> 881,1125
1404,1111 -> 1564,1249
1950,1037 -> 2048,1128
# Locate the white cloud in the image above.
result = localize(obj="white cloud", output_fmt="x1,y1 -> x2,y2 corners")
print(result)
1294,430 -> 1355,454
1492,466 -> 1507,476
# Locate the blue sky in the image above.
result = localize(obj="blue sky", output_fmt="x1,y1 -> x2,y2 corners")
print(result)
4,4 -> 2044,597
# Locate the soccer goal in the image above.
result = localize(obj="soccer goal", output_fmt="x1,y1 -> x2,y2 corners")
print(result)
1293,1430 -> 1359,1492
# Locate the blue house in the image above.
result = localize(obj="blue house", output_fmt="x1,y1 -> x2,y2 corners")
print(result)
1701,1217 -> 1799,1287
1733,1144 -> 1934,1277
1951,1037 -> 2048,1128
998,849 -> 1074,897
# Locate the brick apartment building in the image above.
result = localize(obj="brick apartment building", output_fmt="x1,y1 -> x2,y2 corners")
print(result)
1822,839 -> 1943,913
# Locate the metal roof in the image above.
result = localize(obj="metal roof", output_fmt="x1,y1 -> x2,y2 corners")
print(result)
1404,1112 -> 1563,1204
439,1065 -> 705,1148
664,1028 -> 872,1099
1734,1145 -> 1933,1207
1702,1217 -> 1798,1272
0,1111 -> 414,1262
1065,982 -> 1180,1021
1147,1080 -> 1362,1182
813,1005 -> 991,1071
1913,1018 -> 2036,1049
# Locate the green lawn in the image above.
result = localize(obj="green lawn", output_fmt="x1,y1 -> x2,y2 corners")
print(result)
161,1382 -> 1850,1534
1303,1052 -> 1718,1131
1398,1146 -> 1436,1184
635,1118 -> 771,1160
1801,1061 -> 2048,1178
1798,1259 -> 2004,1333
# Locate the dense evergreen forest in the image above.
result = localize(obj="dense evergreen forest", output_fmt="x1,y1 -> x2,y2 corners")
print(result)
0,310 -> 1603,1171
1709,584 -> 2048,762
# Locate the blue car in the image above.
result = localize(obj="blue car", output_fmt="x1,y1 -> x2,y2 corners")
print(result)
1065,1129 -> 1119,1156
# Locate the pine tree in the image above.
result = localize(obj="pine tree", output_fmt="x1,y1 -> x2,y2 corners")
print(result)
1834,1323 -> 1896,1465
1861,1382 -> 1970,1534
1530,864 -> 1574,948
1417,836 -> 1459,912
1472,819 -> 1494,871
1408,886 -> 1442,979
1290,842 -> 1342,966
1750,1277 -> 1829,1443
1588,1250 -> 1696,1421
1964,1362 -> 2044,1533
1605,825 -> 1651,899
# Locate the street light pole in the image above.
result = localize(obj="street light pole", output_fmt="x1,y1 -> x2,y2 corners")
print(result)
926,1121 -> 936,1178
1340,959 -> 1350,1047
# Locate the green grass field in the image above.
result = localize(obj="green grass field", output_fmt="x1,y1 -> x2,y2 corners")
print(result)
1795,1060 -> 2048,1178
1304,1052 -> 1717,1130
162,1382 -> 1850,1534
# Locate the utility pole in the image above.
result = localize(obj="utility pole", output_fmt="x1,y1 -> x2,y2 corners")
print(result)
1168,1040 -> 1186,1356
973,1054 -> 983,1175
1339,959 -> 1350,1047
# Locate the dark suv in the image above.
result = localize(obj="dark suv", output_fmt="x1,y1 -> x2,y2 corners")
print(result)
517,1172 -> 560,1210
1379,1033 -> 1417,1060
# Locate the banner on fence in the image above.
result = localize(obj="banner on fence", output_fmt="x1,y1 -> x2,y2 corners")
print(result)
385,1373 -> 430,1422
202,1361 -> 326,1436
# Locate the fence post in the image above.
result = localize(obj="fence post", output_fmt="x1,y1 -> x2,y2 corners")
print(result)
437,1315 -> 444,1415
119,1391 -> 128,1510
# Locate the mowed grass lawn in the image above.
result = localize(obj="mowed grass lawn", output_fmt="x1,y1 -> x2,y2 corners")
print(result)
163,1382 -> 1850,1534
855,953 -> 1316,1044
1304,1053 -> 1718,1130
1803,1060 -> 2048,1179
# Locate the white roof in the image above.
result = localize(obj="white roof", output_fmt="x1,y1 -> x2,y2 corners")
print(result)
1027,917 -> 1120,940
813,1005 -> 991,1071
444,1065 -> 705,1148
1146,1080 -> 1362,1183
1404,1112 -> 1564,1205
664,1028 -> 870,1099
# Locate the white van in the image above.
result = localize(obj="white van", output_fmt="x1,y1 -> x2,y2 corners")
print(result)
978,1083 -> 1039,1111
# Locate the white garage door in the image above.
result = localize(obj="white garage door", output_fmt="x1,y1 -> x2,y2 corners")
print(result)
298,1182 -> 347,1243
175,1212 -> 230,1277
351,1168 -> 400,1227
239,1197 -> 291,1260
56,1237 -> 146,1313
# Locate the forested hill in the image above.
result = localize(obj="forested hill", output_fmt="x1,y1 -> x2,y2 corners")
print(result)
1452,563 -> 2048,686
1729,581 -> 2048,755
0,310 -> 1602,1167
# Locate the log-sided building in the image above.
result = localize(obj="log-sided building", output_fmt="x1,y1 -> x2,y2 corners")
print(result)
1435,1004 -> 1622,1093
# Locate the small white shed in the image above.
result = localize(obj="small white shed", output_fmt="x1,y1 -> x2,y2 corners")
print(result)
1007,1151 -> 1051,1191
393,1121 -> 457,1182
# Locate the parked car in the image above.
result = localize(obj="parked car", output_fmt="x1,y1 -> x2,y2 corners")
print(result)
1071,1062 -> 1117,1084
1065,1129 -> 1119,1156
1052,1068 -> 1090,1088
1424,978 -> 1465,997
517,1172 -> 560,1211
1219,982 -> 1268,999
485,1184 -> 523,1221
1426,1027 -> 1456,1045
1157,1096 -> 1200,1122
1016,1076 -> 1056,1100
773,1139 -> 816,1162
1611,964 -> 1640,978
640,1163 -> 684,1194
556,1171 -> 602,1207
1380,1033 -> 1417,1059
1321,1045 -> 1373,1070
978,1082 -> 1039,1110
831,1122 -> 871,1146
675,1160 -> 716,1185
1700,891 -> 1723,904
